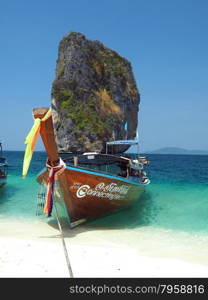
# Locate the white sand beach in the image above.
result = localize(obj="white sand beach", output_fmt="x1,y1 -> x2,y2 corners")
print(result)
1,218 -> 208,278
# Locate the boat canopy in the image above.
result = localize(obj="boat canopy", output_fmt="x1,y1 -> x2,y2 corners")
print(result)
106,140 -> 139,145
62,153 -> 130,166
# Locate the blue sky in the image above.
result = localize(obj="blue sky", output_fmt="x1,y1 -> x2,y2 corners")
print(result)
0,0 -> 208,151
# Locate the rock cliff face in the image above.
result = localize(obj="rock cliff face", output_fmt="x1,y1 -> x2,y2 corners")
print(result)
51,32 -> 140,153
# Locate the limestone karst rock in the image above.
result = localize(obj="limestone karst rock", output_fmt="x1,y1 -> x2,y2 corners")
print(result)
51,32 -> 140,153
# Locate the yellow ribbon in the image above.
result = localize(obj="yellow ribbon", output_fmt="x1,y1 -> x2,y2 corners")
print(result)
22,108 -> 52,179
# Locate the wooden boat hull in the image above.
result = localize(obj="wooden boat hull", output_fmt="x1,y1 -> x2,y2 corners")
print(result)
28,108 -> 149,228
37,165 -> 145,227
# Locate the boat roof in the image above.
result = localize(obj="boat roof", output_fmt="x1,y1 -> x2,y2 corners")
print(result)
62,153 -> 131,166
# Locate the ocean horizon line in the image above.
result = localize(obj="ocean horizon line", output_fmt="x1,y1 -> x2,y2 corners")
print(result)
3,150 -> 208,156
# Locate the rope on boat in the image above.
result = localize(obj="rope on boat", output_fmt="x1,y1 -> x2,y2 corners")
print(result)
54,202 -> 74,278
36,159 -> 74,277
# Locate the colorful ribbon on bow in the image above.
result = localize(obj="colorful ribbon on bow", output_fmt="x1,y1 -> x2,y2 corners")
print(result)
22,108 -> 52,178
44,159 -> 66,217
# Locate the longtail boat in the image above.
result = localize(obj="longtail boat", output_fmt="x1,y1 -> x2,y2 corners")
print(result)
22,107 -> 150,228
0,142 -> 8,187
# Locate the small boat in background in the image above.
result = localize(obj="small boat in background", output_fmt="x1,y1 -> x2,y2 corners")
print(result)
0,142 -> 8,187
22,108 -> 150,228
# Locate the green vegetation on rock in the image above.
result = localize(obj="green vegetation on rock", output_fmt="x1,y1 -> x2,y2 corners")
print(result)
54,87 -> 113,138
51,32 -> 140,153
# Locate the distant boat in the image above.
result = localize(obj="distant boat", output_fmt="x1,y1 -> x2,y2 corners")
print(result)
0,142 -> 8,187
22,108 -> 150,228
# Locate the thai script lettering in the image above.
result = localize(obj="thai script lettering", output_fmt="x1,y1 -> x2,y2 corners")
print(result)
76,182 -> 130,200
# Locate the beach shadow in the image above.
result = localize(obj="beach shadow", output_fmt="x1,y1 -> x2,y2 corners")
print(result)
45,190 -> 154,238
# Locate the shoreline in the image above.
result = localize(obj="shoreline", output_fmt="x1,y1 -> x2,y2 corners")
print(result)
1,219 -> 208,278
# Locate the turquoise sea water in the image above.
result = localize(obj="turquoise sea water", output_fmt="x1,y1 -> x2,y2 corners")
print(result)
1,151 -> 208,236
0,151 -> 46,221
91,154 -> 208,234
